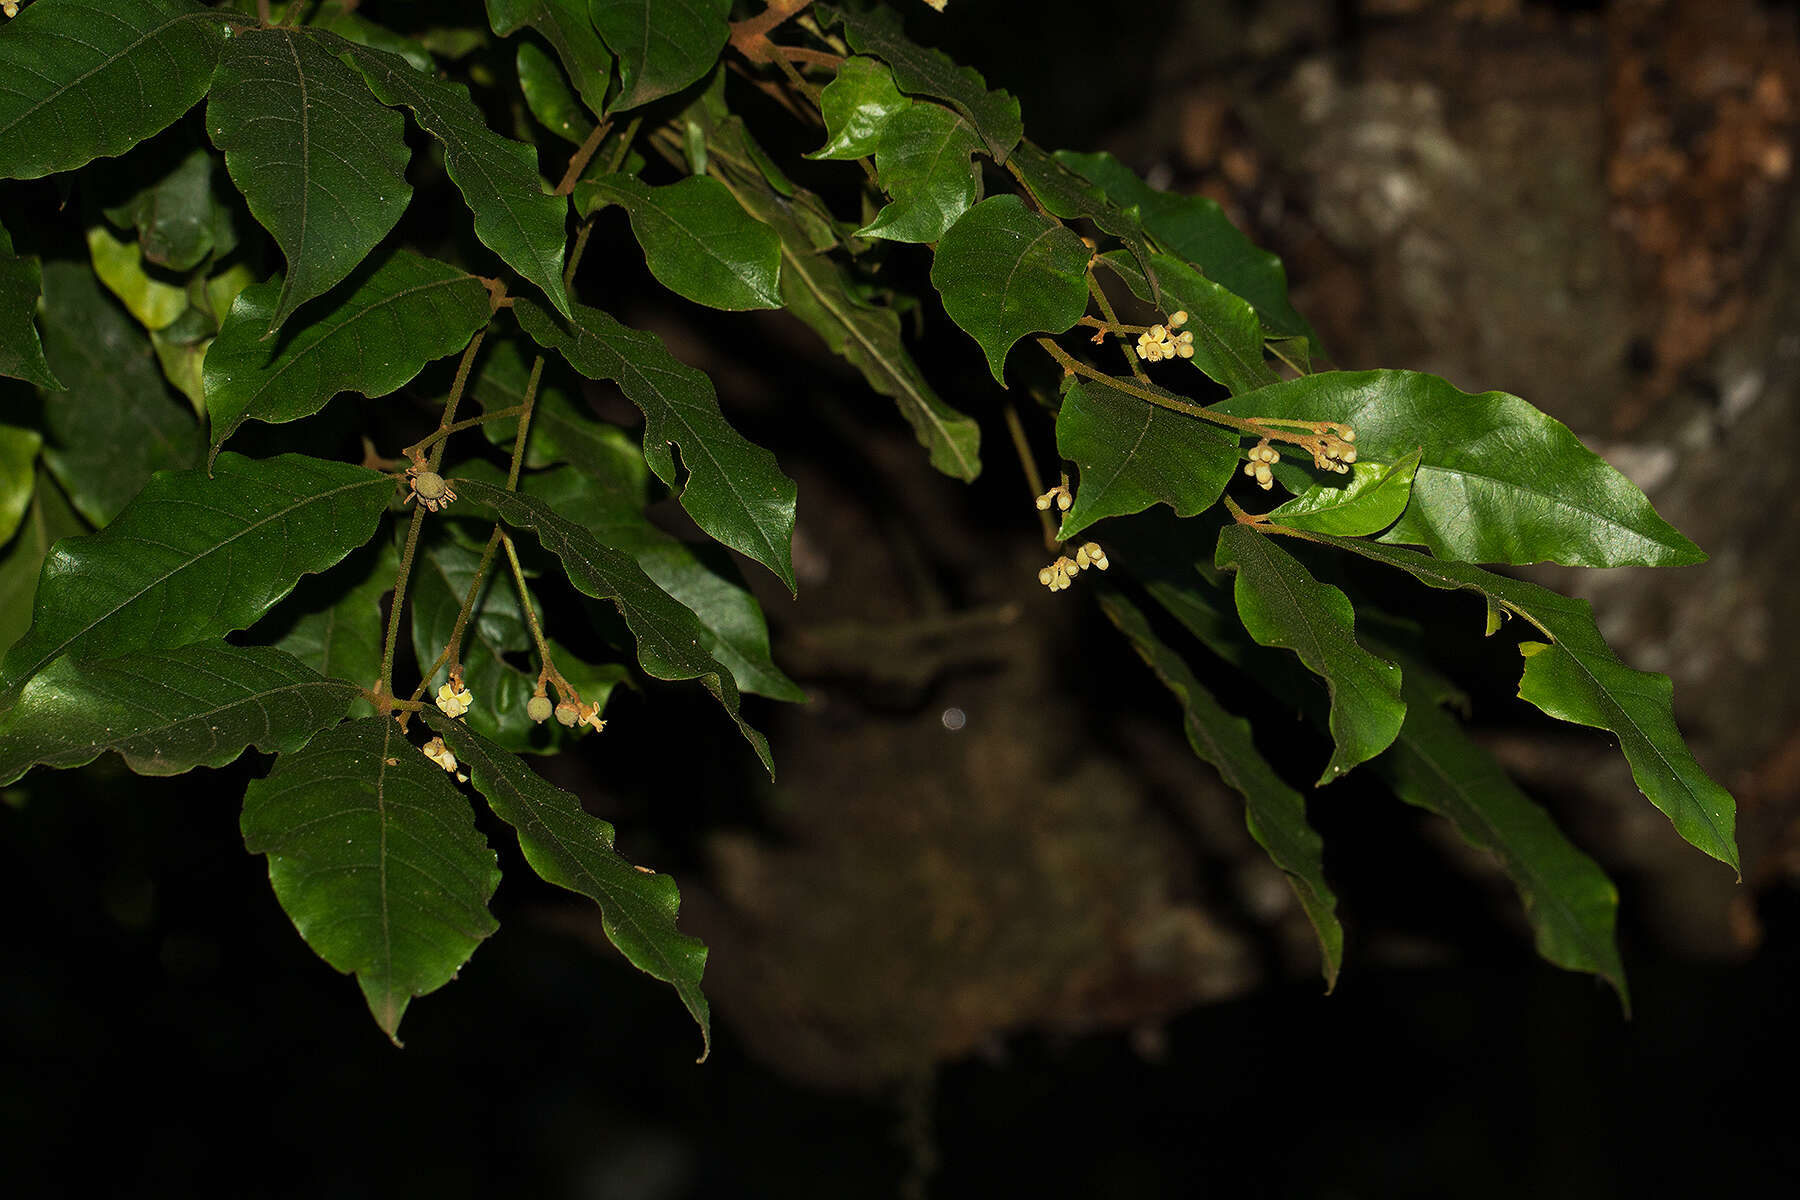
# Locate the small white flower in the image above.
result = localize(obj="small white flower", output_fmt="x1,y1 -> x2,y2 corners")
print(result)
436,681 -> 473,719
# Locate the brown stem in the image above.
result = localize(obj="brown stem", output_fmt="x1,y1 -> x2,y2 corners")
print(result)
729,0 -> 814,63
1004,401 -> 1059,552
556,119 -> 611,196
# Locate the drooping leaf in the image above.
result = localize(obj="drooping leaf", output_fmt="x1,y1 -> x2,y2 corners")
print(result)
1267,448 -> 1421,537
208,26 -> 414,332
338,38 -> 572,316
94,136 -> 237,272
0,470 -> 85,654
0,641 -> 356,784
516,40 -> 595,144
0,0 -> 233,180
257,537 -> 397,718
0,423 -> 40,544
1214,524 -> 1405,783
453,479 -> 772,774
810,55 -> 911,160
0,453 -> 393,696
931,195 -> 1090,385
35,260 -> 202,526
1054,374 -> 1239,541
205,251 -> 492,459
589,0 -> 730,113
241,716 -> 500,1042
487,0 -> 612,116
576,173 -> 782,310
0,220 -> 60,388
1057,150 -> 1317,349
1292,530 -> 1737,872
1099,251 -> 1278,395
1010,141 -> 1158,305
833,3 -> 1022,162
858,102 -> 982,244
513,299 -> 797,592
1100,591 -> 1342,987
425,712 -> 711,1057
1216,370 -> 1704,567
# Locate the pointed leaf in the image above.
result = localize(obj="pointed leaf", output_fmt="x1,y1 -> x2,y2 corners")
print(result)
1214,524 -> 1405,783
576,173 -> 781,310
205,250 -> 492,458
1099,250 -> 1278,395
513,298 -> 796,591
1100,591 -> 1342,987
0,641 -> 356,784
425,713 -> 711,1057
241,716 -> 500,1041
516,39 -> 595,145
0,423 -> 41,545
1268,448 -> 1420,537
0,0 -> 231,180
810,55 -> 911,160
0,453 -> 393,696
856,102 -> 981,244
453,478 -> 772,774
1054,374 -> 1239,541
1216,370 -> 1704,567
1011,142 -> 1158,306
0,470 -> 85,655
207,26 -> 413,331
0,220 -> 59,388
486,0 -> 612,116
590,0 -> 729,113
931,195 -> 1090,384
338,38 -> 571,316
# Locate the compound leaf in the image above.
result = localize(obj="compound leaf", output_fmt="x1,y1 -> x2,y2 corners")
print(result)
590,0 -> 729,114
0,220 -> 59,388
859,102 -> 981,244
810,55 -> 910,160
241,715 -> 500,1042
1268,448 -> 1421,537
486,0 -> 612,116
577,173 -> 781,310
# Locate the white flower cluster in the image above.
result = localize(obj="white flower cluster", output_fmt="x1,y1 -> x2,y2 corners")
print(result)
1037,542 -> 1109,592
1035,482 -> 1073,512
1136,311 -> 1195,362
1242,439 -> 1281,490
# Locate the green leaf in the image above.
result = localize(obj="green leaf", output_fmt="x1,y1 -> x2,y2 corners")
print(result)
0,423 -> 41,544
205,250 -> 492,459
453,478 -> 772,774
1214,525 -> 1405,783
513,299 -> 797,592
86,223 -> 189,331
0,0 -> 231,181
260,537 -> 397,719
208,26 -> 414,332
338,38 -> 572,316
0,470 -> 85,655
576,173 -> 782,310
487,0 -> 613,116
1099,251 -> 1278,395
425,712 -> 711,1057
589,0 -> 729,114
516,40 -> 595,145
0,453 -> 393,697
1267,448 -> 1421,537
834,3 -> 1022,162
35,260 -> 203,526
1056,150 -> 1317,349
303,1 -> 436,73
1293,530 -> 1737,872
0,641 -> 356,784
810,55 -> 911,160
0,220 -> 60,388
1100,591 -> 1342,987
1374,668 -> 1628,1005
930,195 -> 1090,385
1216,370 -> 1704,567
241,715 -> 500,1042
1010,141 -> 1158,306
858,103 -> 982,244
95,137 -> 237,272
1054,374 -> 1239,541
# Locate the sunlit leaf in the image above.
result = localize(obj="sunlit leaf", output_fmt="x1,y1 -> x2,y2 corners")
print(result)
859,103 -> 981,244
590,0 -> 729,114
810,55 -> 910,161
834,3 -> 1022,161
577,173 -> 782,310
1267,448 -> 1420,537
486,0 -> 612,116
0,219 -> 60,388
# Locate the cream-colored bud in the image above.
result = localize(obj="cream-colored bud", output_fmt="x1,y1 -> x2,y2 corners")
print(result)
1036,493 -> 1051,511
1342,429 -> 1356,442
1244,463 -> 1257,478
1342,447 -> 1357,463
1169,311 -> 1188,326
1176,343 -> 1194,359
1057,490 -> 1072,511
1038,567 -> 1054,587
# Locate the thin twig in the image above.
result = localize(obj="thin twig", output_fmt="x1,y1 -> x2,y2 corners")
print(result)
556,119 -> 611,196
1003,401 -> 1059,552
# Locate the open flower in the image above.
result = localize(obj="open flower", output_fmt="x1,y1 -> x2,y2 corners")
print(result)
436,681 -> 473,719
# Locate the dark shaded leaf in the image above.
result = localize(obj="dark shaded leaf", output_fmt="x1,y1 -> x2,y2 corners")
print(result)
260,537 -> 397,718
516,40 -> 594,144
577,173 -> 781,310
859,102 -> 981,244
1099,250 -> 1277,395
1266,448 -> 1420,537
95,136 -> 237,272
487,0 -> 612,116
590,0 -> 729,114
810,55 -> 910,160
304,1 -> 436,73
1010,141 -> 1157,304
0,220 -> 60,388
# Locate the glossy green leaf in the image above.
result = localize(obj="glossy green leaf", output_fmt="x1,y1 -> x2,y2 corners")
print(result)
205,251 -> 493,459
453,478 -> 772,774
0,471 -> 85,654
0,221 -> 59,388
1100,591 -> 1342,987
1267,448 -> 1420,537
859,103 -> 981,244
1099,251 -> 1278,395
1214,524 -> 1405,783
517,40 -> 595,144
1055,375 -> 1239,541
1057,150 -> 1317,348
590,0 -> 729,114
96,138 -> 236,272
1217,370 -> 1704,567
487,0 -> 612,116
35,260 -> 202,526
576,173 -> 782,310
0,0 -> 232,180
0,641 -> 356,784
0,424 -> 41,545
810,55 -> 910,160
834,3 -> 1022,162
931,195 -> 1090,385
0,453 -> 393,697
1011,141 -> 1158,305
241,716 -> 500,1042
208,26 -> 413,332
1294,531 -> 1737,872
259,537 -> 397,718
513,299 -> 797,592
338,38 -> 572,316
425,712 -> 711,1057
1375,668 -> 1627,1005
